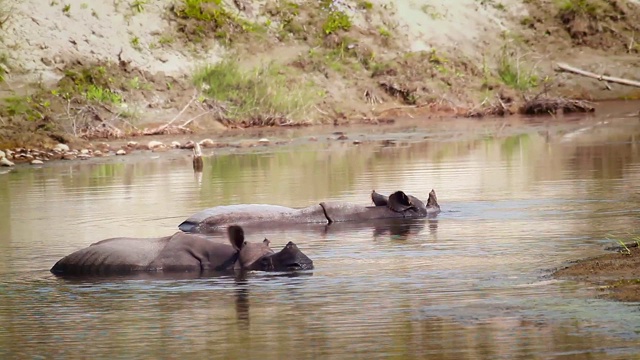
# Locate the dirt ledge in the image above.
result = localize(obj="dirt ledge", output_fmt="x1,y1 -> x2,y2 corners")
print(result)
553,243 -> 640,302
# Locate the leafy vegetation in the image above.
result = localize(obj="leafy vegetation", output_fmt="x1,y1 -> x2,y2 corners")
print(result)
171,0 -> 259,45
322,8 -> 352,35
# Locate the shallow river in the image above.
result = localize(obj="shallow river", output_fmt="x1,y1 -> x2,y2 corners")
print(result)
2,105 -> 640,359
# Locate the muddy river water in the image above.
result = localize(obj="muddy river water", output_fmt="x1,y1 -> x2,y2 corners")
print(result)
1,103 -> 640,359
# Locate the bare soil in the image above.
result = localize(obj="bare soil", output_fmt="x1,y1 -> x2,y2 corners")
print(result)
554,244 -> 640,302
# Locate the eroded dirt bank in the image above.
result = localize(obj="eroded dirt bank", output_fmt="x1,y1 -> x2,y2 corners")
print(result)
554,244 -> 640,302
0,0 -> 639,149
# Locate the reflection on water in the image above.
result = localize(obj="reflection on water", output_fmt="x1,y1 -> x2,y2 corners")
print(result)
2,115 -> 640,358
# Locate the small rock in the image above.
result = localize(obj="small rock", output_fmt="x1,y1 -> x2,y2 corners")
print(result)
31,159 -> 44,165
62,154 -> 76,160
127,141 -> 139,148
116,149 -> 127,156
182,141 -> 196,149
78,154 -> 91,160
148,140 -> 164,150
170,141 -> 181,148
80,149 -> 90,154
41,57 -> 53,66
54,143 -> 70,152
337,135 -> 349,140
199,138 -> 215,148
353,139 -> 361,145
0,150 -> 5,159
258,138 -> 270,144
93,150 -> 103,157
0,157 -> 14,167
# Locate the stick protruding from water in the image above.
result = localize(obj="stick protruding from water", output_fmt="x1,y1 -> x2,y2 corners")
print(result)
192,142 -> 203,172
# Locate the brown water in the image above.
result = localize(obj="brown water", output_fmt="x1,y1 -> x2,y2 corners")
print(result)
2,107 -> 640,359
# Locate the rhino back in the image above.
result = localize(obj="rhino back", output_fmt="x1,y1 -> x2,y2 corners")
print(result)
151,233 -> 239,272
181,204 -> 329,233
51,236 -> 170,275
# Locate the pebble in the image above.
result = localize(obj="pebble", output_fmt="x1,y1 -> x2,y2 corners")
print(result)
62,153 -> 76,160
127,141 -> 139,148
171,141 -> 181,148
54,143 -> 70,152
148,140 -> 164,150
80,149 -> 90,154
78,154 -> 91,160
93,150 -> 103,157
1,157 -> 15,167
258,138 -> 270,144
116,149 -> 127,155
31,159 -> 44,165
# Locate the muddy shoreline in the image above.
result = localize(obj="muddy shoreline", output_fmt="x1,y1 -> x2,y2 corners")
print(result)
553,243 -> 640,302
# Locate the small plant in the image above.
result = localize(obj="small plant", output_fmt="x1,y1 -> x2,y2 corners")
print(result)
130,36 -> 142,50
357,1 -> 373,10
378,27 -> 391,38
158,34 -> 175,45
91,9 -> 99,18
557,0 -> 599,15
131,0 -> 147,13
84,84 -> 123,104
62,3 -> 71,15
80,2 -> 88,9
0,53 -> 8,83
322,9 -> 352,35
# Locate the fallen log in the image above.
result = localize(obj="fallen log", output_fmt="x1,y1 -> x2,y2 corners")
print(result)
556,63 -> 640,88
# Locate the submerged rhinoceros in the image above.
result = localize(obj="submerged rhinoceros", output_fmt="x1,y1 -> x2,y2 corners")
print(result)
179,189 -> 440,234
50,225 -> 313,276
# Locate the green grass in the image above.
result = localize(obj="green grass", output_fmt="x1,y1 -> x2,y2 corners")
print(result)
193,60 -> 318,122
171,0 -> 258,45
83,84 -> 122,104
556,0 -> 600,15
496,46 -> 539,91
607,233 -> 640,255
131,0 -> 147,13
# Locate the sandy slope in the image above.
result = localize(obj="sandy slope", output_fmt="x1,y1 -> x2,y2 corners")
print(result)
2,0 -> 222,85
1,0 -> 524,85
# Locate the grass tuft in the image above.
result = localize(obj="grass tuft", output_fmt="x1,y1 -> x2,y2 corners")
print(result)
193,60 -> 318,123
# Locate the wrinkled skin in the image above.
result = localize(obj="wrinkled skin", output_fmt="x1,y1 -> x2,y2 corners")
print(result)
180,189 -> 440,234
51,226 -> 313,276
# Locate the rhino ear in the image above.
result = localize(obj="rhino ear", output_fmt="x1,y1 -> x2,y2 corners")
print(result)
371,190 -> 388,206
427,189 -> 439,208
388,191 -> 413,212
228,225 -> 245,251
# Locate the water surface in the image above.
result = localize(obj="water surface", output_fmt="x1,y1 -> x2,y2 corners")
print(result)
1,110 -> 640,359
